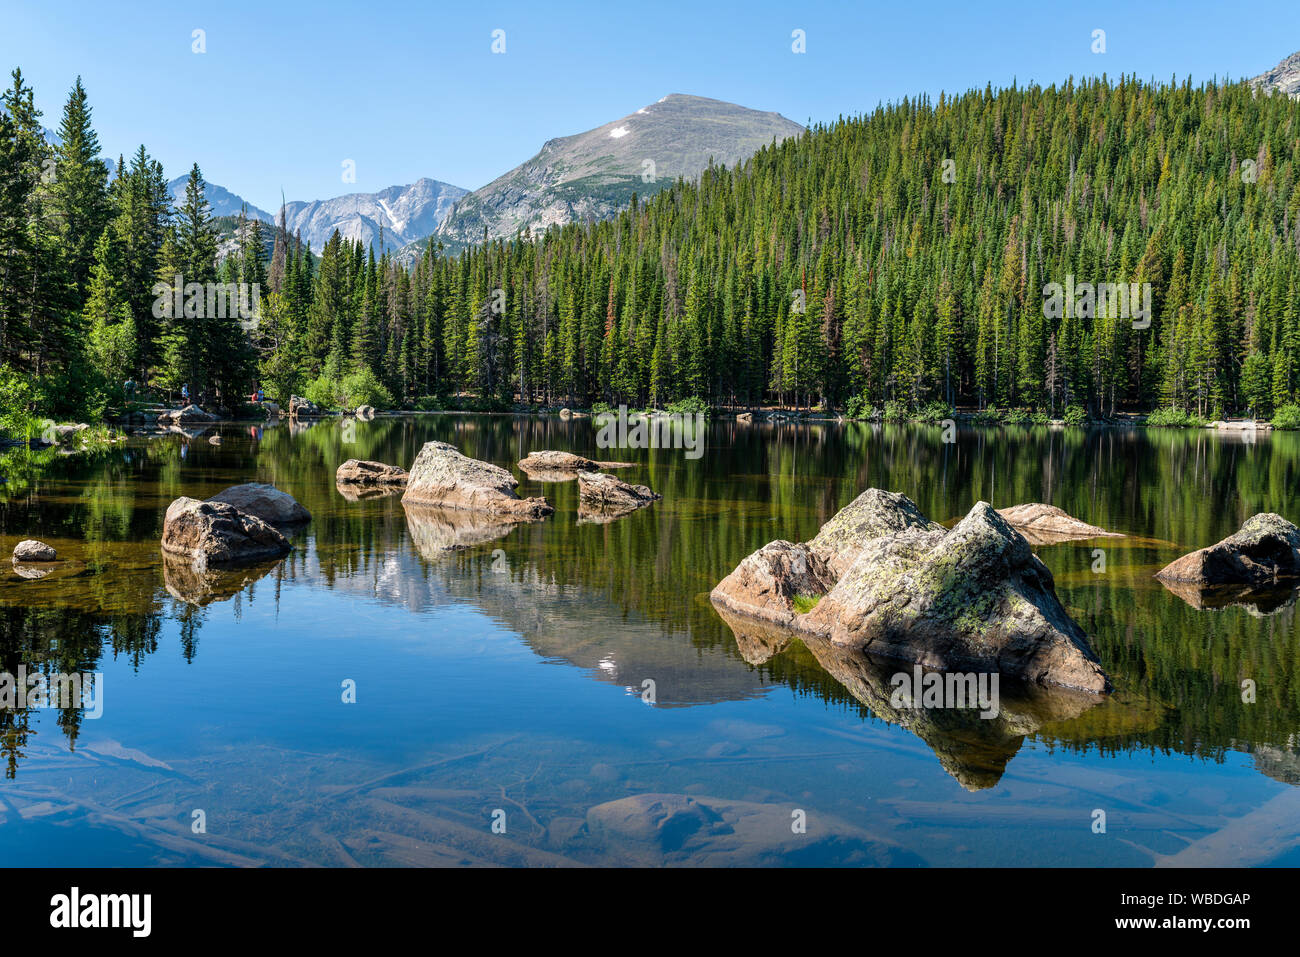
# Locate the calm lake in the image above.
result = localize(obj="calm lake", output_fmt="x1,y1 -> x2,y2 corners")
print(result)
2,414 -> 1299,866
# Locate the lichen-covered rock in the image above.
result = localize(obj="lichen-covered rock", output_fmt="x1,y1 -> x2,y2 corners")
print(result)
576,471 -> 661,514
808,488 -> 942,577
336,459 -> 408,487
13,539 -> 56,562
804,503 -> 1107,693
1156,513 -> 1300,585
401,441 -> 553,519
996,503 -> 1121,545
711,490 -> 1109,693
161,497 -> 291,565
208,483 -> 310,527
710,541 -> 837,627
517,450 -> 633,473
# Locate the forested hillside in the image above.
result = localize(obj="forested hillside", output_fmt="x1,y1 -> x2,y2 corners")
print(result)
248,73 -> 1300,418
4,70 -> 1300,423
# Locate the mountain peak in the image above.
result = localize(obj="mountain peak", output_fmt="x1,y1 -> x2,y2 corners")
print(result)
434,94 -> 804,247
1252,49 -> 1300,97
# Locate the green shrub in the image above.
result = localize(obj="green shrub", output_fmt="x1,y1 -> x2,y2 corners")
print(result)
591,401 -> 613,416
883,399 -> 908,422
338,368 -> 395,410
0,363 -> 45,437
1272,404 -> 1300,430
1145,407 -> 1207,429
665,397 -> 711,417
302,368 -> 395,411
972,406 -> 1001,424
1062,405 -> 1089,427
916,400 -> 954,423
844,393 -> 874,419
414,395 -> 444,412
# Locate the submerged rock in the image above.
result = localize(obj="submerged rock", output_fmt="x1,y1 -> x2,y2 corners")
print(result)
711,490 -> 1108,693
336,459 -> 408,487
1155,513 -> 1300,585
208,483 -> 311,527
401,441 -> 553,519
161,497 -> 291,565
585,792 -> 920,866
517,450 -> 634,474
13,539 -> 56,562
996,503 -> 1121,546
576,471 -> 661,515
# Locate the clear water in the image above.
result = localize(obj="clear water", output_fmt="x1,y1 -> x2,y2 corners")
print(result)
2,415 -> 1298,866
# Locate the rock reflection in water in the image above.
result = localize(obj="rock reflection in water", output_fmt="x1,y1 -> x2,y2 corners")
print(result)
336,481 -> 403,502
402,504 -> 518,558
162,554 -> 284,606
1158,578 -> 1300,617
714,605 -> 1101,790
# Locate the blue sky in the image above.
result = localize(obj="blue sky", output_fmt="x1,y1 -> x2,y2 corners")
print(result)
3,0 -> 1296,211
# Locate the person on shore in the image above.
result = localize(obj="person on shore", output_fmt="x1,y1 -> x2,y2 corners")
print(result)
181,383 -> 189,406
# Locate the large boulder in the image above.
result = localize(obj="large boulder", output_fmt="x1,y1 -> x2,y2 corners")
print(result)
288,395 -> 322,418
804,503 -> 1107,693
52,423 -> 90,444
996,503 -> 1122,546
355,404 -> 375,420
13,539 -> 56,562
709,541 -> 836,627
576,471 -> 661,515
336,459 -> 408,487
1156,513 -> 1300,585
161,497 -> 291,565
157,405 -> 217,426
208,483 -> 310,527
401,441 -> 553,519
711,490 -> 1108,693
808,488 -> 942,577
517,450 -> 633,473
